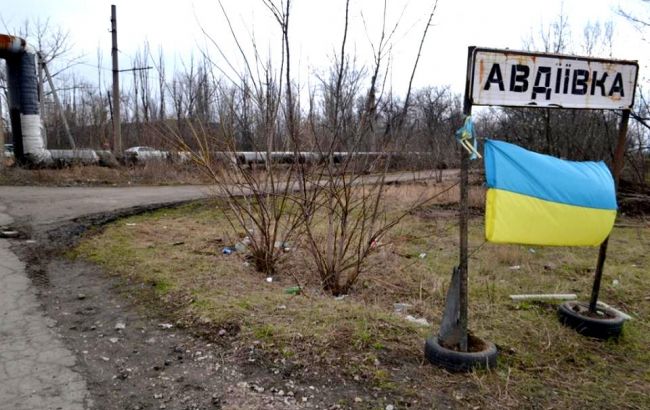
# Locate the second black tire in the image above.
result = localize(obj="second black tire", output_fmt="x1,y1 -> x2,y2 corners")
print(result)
557,301 -> 625,339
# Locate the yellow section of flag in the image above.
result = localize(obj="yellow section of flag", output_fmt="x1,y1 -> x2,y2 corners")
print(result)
485,189 -> 616,246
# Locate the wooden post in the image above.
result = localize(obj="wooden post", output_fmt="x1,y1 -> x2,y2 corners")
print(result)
589,109 -> 630,313
111,4 -> 122,155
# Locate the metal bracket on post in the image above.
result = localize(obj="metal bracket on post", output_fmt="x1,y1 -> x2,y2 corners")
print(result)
438,267 -> 465,348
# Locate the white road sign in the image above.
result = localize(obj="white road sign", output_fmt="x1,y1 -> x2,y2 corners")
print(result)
470,48 -> 638,110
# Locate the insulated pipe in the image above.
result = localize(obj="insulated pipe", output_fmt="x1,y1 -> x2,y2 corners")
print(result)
1,34 -> 51,165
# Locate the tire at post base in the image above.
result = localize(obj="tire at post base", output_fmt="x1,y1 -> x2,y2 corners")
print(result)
424,337 -> 497,372
557,301 -> 624,339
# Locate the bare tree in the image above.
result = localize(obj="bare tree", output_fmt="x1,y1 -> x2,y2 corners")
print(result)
295,0 -> 441,295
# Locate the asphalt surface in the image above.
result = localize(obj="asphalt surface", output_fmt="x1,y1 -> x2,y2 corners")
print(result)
0,185 -> 213,409
0,170 -> 449,409
1,185 -> 213,227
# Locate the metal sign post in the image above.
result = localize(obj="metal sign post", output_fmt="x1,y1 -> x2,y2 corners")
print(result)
589,109 -> 630,312
438,47 -> 475,352
434,46 -> 638,357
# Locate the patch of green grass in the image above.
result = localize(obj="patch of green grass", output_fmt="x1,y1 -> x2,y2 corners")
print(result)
252,324 -> 276,342
153,278 -> 173,294
73,195 -> 650,409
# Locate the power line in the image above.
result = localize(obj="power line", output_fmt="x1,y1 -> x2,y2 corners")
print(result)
119,66 -> 153,73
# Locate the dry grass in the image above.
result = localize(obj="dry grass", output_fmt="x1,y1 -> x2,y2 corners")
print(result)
73,186 -> 650,409
381,181 -> 484,210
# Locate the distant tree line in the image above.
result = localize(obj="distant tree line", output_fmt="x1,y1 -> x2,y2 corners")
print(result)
0,8 -> 647,184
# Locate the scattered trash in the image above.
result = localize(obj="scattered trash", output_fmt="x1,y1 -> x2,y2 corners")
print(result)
334,295 -> 348,301
251,384 -> 265,393
0,230 -> 19,238
266,277 -> 273,283
159,323 -> 173,329
108,337 -> 119,344
234,242 -> 247,252
218,329 -> 227,336
125,223 -> 137,226
222,246 -> 237,255
393,303 -> 412,314
597,301 -> 633,321
25,239 -> 36,244
418,253 -> 427,259
114,322 -> 126,330
612,279 -> 620,287
284,286 -> 301,295
509,293 -> 577,301
100,356 -> 110,362
405,315 -> 429,326
77,293 -> 86,300
274,241 -> 291,251
386,405 -> 395,410
277,305 -> 287,310
509,265 -> 521,270
528,248 -> 536,254
154,393 -> 163,399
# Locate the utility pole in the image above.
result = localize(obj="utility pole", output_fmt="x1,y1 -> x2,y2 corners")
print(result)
37,55 -> 46,147
0,93 -> 4,171
111,4 -> 122,155
41,55 -> 76,149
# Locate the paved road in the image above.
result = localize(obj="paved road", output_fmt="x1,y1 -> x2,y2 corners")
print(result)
1,170 -> 452,227
0,169 -> 450,409
2,185 -> 213,227
0,184 -> 220,409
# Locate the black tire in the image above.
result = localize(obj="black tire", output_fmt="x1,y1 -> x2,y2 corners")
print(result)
557,301 -> 625,339
424,336 -> 497,372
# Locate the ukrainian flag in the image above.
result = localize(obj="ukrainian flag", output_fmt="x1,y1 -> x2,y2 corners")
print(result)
484,140 -> 617,246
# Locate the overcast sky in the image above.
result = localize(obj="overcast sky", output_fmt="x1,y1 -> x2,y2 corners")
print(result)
1,0 -> 649,95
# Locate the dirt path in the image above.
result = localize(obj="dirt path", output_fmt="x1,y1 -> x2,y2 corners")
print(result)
0,173 -> 453,409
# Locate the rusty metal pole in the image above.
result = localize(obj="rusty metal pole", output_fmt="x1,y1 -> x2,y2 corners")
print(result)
589,109 -> 630,313
457,46 -> 475,352
111,4 -> 122,156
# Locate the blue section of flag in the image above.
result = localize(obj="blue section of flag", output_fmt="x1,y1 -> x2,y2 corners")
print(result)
484,140 -> 617,210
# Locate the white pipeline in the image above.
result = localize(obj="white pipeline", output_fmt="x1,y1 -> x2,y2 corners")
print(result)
20,114 -> 51,164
